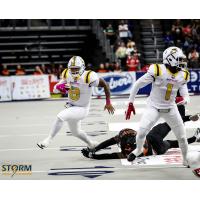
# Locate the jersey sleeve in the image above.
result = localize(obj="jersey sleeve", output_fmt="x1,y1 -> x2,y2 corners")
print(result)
129,70 -> 154,102
179,83 -> 190,104
88,71 -> 99,87
147,64 -> 156,78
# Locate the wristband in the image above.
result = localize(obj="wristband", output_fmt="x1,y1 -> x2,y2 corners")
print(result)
106,98 -> 111,105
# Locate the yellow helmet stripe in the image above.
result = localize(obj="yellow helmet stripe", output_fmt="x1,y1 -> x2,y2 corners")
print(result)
72,56 -> 76,66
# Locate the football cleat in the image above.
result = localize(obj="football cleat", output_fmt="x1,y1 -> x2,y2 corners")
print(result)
127,153 -> 136,162
194,128 -> 200,142
192,168 -> 200,178
37,137 -> 52,149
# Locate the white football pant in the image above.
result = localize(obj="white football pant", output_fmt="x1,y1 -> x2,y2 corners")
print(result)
48,106 -> 95,148
132,104 -> 188,162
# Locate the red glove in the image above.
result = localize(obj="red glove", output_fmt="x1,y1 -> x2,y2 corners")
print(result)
175,96 -> 185,105
125,102 -> 136,120
56,83 -> 69,94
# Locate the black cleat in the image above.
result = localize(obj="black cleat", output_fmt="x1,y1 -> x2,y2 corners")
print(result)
127,153 -> 136,162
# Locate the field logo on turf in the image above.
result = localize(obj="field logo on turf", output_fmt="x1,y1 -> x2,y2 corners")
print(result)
1,164 -> 32,177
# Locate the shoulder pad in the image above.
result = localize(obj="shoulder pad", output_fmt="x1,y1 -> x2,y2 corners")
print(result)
61,69 -> 68,79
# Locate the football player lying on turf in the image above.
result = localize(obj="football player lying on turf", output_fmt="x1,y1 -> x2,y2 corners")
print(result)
81,113 -> 200,159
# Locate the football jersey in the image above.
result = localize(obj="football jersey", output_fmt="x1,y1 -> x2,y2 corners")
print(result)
147,64 -> 189,109
61,69 -> 99,107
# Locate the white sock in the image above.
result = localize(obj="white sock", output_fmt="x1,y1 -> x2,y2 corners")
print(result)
133,128 -> 148,156
48,117 -> 63,139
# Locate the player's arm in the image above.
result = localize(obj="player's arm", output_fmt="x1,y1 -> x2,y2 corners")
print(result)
93,137 -> 118,152
81,149 -> 122,159
98,78 -> 115,114
53,69 -> 69,94
178,83 -> 190,105
126,65 -> 154,120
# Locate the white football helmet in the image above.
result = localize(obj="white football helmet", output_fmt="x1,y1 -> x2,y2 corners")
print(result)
68,56 -> 85,78
163,46 -> 187,69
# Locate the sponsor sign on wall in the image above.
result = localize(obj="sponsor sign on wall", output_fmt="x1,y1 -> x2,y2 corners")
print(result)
0,77 -> 12,102
12,75 -> 50,100
92,72 -> 136,96
188,70 -> 200,93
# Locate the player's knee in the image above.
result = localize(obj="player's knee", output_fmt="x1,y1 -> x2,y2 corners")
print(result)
177,136 -> 187,144
137,128 -> 149,139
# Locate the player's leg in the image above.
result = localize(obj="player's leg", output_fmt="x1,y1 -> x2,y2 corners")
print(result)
165,127 -> 200,148
67,120 -> 97,149
129,106 -> 160,160
37,117 -> 63,149
163,106 -> 188,165
37,106 -> 89,149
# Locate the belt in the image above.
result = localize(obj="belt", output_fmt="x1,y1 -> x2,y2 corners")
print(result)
157,108 -> 171,113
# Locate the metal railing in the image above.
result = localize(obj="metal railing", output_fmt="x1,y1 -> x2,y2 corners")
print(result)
91,19 -> 116,62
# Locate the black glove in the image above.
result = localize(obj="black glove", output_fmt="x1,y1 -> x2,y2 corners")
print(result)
127,153 -> 136,162
81,148 -> 94,158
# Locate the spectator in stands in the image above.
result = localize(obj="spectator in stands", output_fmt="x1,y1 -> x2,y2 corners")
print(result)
188,48 -> 199,68
115,42 -> 127,71
41,64 -> 48,74
86,63 -> 93,71
113,62 -> 121,72
182,24 -> 192,38
182,36 -> 193,55
118,20 -> 130,43
126,52 -> 140,71
126,40 -> 136,56
171,19 -> 183,46
164,31 -> 174,48
15,65 -> 26,75
33,66 -> 44,75
104,62 -> 113,72
57,64 -> 64,79
104,24 -> 116,45
191,20 -> 200,41
97,63 -> 108,73
140,64 -> 150,72
1,65 -> 10,76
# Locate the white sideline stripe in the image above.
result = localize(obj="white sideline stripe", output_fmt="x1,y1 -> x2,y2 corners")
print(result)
0,133 -> 62,138
114,108 -> 145,116
0,147 -> 58,152
0,123 -> 50,128
109,122 -> 139,131
30,165 -> 186,174
112,100 -> 146,106
109,121 -> 200,131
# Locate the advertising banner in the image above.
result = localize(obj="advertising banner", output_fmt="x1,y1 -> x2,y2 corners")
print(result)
187,70 -> 200,93
0,77 -> 12,102
92,72 -> 136,96
12,75 -> 50,100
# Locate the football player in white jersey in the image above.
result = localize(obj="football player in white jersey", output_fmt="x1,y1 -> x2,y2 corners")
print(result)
125,46 -> 190,166
37,56 -> 115,149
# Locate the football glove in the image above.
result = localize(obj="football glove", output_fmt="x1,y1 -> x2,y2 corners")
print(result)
55,83 -> 70,94
125,102 -> 136,120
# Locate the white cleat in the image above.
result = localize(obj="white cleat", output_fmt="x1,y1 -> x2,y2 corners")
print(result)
37,137 -> 52,149
194,128 -> 200,142
183,159 -> 189,167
